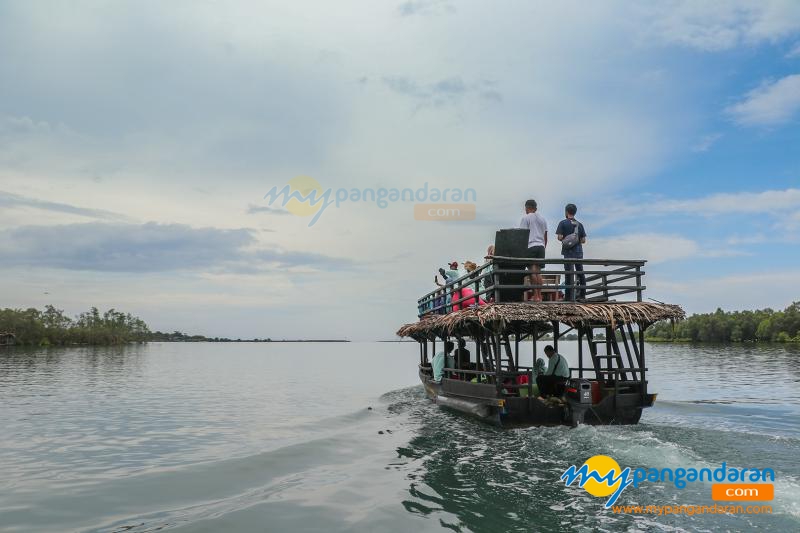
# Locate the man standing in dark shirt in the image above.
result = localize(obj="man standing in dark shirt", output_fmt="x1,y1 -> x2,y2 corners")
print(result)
556,203 -> 587,301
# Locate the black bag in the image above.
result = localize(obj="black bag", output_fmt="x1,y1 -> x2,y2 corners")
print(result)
561,219 -> 581,253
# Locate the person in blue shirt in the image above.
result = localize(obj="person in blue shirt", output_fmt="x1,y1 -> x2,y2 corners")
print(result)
431,340 -> 455,383
536,345 -> 570,397
556,203 -> 587,301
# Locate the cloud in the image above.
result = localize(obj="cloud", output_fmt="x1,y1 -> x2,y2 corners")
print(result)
691,133 -> 722,152
397,0 -> 455,17
787,41 -> 800,57
593,188 -> 800,226
655,188 -> 800,214
654,270 -> 800,314
381,76 -> 502,108
644,1 -> 800,51
246,204 -> 290,215
0,190 -> 133,222
589,233 -> 745,265
0,222 -> 352,273
726,74 -> 800,126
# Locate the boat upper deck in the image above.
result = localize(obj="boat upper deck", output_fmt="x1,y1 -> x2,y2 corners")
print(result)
401,256 -> 684,338
398,301 -> 684,339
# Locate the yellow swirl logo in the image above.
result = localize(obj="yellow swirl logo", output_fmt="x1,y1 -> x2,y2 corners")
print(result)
561,454 -> 633,507
283,175 -> 325,217
580,455 -> 624,497
263,176 -> 334,227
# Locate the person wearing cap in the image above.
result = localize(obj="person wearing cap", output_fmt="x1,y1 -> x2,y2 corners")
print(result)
536,345 -> 570,397
434,261 -> 462,312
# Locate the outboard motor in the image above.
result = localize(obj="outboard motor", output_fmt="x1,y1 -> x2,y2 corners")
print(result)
564,379 -> 593,426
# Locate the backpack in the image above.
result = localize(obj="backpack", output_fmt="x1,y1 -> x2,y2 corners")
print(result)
561,219 -> 581,253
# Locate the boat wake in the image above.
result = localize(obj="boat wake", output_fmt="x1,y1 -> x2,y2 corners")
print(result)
82,386 -> 798,533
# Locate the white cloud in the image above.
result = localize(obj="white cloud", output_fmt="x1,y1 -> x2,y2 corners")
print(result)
643,0 -> 800,51
591,189 -> 800,230
691,133 -> 722,152
654,188 -> 800,214
726,74 -> 800,126
589,233 -> 745,265
652,271 -> 800,314
787,41 -> 800,57
725,233 -> 769,245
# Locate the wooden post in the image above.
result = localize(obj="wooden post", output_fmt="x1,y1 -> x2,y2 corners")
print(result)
552,321 -> 559,352
639,322 -> 647,386
636,266 -> 643,302
493,268 -> 501,303
578,325 -> 584,379
495,332 -> 502,394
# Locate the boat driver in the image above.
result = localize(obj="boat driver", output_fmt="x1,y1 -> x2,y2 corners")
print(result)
536,345 -> 570,397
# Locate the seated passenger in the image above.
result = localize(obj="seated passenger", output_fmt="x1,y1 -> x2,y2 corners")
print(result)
454,339 -> 472,370
432,340 -> 455,383
517,358 -> 547,397
536,345 -> 570,398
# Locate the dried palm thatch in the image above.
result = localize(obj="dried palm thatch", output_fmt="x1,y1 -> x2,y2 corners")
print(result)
396,302 -> 684,339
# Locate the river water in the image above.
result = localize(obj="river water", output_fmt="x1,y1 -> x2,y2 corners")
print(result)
0,342 -> 798,532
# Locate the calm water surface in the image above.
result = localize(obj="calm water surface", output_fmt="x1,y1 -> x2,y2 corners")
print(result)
1,342 -> 798,532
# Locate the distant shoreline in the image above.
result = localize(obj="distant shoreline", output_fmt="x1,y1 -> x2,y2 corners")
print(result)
151,339 -> 350,343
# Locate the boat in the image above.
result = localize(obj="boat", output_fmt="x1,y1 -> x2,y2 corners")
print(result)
396,229 -> 684,427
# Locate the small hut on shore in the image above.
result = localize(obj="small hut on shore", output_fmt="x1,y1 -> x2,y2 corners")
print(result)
0,332 -> 16,346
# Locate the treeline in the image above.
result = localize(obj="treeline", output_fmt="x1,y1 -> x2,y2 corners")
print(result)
646,302 -> 800,343
148,331 -> 273,342
0,306 -> 150,346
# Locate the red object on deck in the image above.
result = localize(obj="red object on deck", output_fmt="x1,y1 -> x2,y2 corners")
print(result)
590,381 -> 602,404
453,287 -> 485,310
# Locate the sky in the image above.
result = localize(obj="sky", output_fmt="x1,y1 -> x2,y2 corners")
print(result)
1,0 -> 799,340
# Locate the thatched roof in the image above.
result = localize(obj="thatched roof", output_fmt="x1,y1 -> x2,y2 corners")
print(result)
396,302 -> 684,339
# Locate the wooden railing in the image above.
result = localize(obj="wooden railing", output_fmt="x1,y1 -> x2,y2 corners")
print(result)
417,257 -> 646,317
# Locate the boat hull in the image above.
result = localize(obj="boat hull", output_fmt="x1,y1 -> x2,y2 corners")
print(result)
419,370 -> 653,428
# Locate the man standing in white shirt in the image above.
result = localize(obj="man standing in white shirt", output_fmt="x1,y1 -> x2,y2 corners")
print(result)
519,199 -> 548,302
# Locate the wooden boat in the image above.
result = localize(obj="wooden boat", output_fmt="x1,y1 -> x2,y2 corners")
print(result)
396,232 -> 683,427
